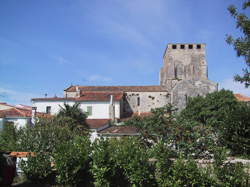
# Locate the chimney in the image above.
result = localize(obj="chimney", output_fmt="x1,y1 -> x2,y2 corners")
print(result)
31,107 -> 37,125
76,86 -> 80,97
109,95 -> 115,121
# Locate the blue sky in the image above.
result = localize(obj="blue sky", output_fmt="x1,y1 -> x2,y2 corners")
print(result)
0,0 -> 249,105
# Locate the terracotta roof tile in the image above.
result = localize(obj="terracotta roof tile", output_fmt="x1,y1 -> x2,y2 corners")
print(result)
86,119 -> 110,129
98,125 -> 139,134
234,94 -> 250,102
32,92 -> 123,102
0,107 -> 49,118
10,152 -> 35,157
0,108 -> 31,118
65,85 -> 166,92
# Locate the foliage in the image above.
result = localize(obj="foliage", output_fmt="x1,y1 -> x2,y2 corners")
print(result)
180,89 -> 250,156
17,118 -> 80,153
213,147 -> 249,186
18,117 -> 90,183
0,121 -> 18,151
126,104 -> 217,159
180,89 -> 238,128
53,136 -> 91,186
57,103 -> 88,130
222,101 -> 250,155
167,158 -> 215,187
150,142 -> 174,186
125,104 -> 177,145
226,0 -> 250,87
19,153 -> 53,182
170,120 -> 217,158
91,138 -> 156,187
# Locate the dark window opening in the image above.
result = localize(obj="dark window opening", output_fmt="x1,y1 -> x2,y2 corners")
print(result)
180,44 -> 185,49
172,44 -> 177,49
185,94 -> 188,103
137,97 -> 140,106
197,44 -> 201,49
174,67 -> 177,79
188,44 -> 193,49
46,106 -> 51,114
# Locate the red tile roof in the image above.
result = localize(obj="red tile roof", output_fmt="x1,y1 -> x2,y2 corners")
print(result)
10,152 -> 35,158
32,92 -> 123,102
86,119 -> 110,129
0,107 -> 49,118
65,85 -> 166,92
98,125 -> 139,135
234,94 -> 250,102
0,108 -> 32,118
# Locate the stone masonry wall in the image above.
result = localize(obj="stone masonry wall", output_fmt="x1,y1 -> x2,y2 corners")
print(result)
122,91 -> 170,115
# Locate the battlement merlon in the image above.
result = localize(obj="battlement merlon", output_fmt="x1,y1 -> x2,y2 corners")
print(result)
163,43 -> 206,59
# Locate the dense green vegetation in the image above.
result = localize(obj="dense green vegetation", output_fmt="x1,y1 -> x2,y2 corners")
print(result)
0,90 -> 250,186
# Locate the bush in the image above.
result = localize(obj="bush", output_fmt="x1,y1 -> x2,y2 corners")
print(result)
18,116 -> 89,184
0,121 -> 18,151
150,142 -> 174,186
53,136 -> 91,186
168,158 -> 215,186
91,138 -> 156,187
19,152 -> 53,182
215,162 -> 249,187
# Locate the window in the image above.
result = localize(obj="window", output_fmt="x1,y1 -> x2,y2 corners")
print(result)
185,94 -> 188,103
172,44 -> 177,49
46,106 -> 51,114
174,67 -> 177,79
87,106 -> 92,116
180,44 -> 185,49
188,44 -> 193,49
197,44 -> 201,49
137,97 -> 140,106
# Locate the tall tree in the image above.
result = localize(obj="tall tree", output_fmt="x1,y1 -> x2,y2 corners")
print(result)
226,1 -> 250,87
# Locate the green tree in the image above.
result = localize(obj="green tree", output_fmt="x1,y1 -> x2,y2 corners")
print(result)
0,121 -> 18,151
180,89 -> 238,128
226,0 -> 250,87
57,103 -> 88,130
53,136 -> 91,186
180,89 -> 250,156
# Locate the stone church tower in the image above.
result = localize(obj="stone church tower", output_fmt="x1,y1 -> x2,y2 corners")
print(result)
160,43 -> 218,110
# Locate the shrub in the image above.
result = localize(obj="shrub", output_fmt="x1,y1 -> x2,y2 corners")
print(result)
215,162 -> 249,187
168,158 -> 215,186
19,152 -> 53,182
53,136 -> 91,186
150,142 -> 174,186
91,138 -> 156,187
0,121 -> 18,151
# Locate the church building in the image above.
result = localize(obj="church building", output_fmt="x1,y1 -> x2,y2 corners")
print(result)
32,43 -> 218,131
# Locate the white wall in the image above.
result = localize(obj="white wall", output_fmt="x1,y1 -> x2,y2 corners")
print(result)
5,118 -> 30,129
0,118 -> 4,131
32,100 -> 121,119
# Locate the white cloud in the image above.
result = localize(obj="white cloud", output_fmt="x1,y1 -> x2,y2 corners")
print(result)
219,78 -> 250,96
84,74 -> 112,83
0,87 -> 39,105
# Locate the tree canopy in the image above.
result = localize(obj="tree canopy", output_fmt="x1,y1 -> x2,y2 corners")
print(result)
226,0 -> 250,87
